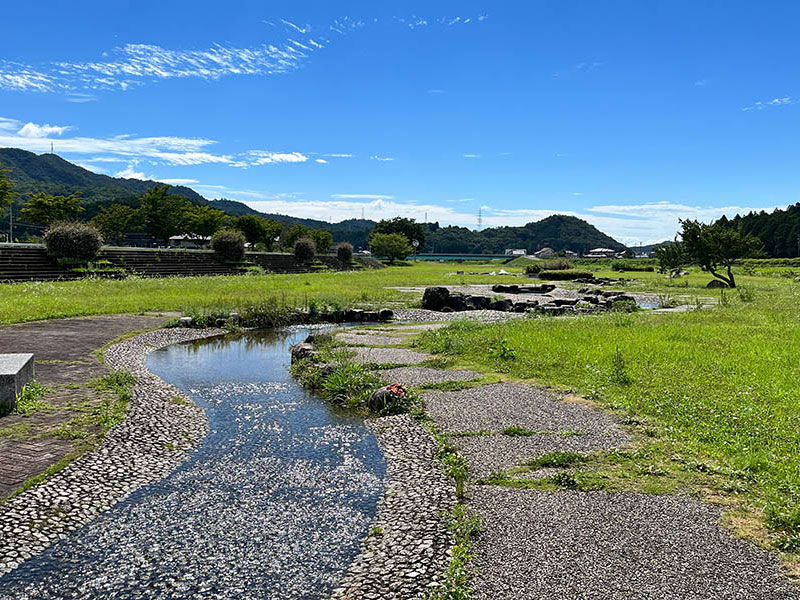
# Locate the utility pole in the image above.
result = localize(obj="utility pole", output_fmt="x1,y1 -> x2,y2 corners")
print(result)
8,205 -> 13,243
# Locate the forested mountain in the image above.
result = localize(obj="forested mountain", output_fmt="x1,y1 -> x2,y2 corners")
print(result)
423,215 -> 627,254
0,148 -> 628,252
714,204 -> 800,258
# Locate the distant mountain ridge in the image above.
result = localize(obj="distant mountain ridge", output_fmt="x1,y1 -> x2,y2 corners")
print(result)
0,147 -> 628,252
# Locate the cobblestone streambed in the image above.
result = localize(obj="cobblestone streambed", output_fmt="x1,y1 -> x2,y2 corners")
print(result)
0,329 -> 386,600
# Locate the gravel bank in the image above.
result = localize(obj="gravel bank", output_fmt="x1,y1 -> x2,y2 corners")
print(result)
423,383 -> 626,435
0,327 -> 222,577
331,414 -> 455,600
348,346 -> 431,366
393,308 -> 523,323
378,367 -> 482,388
335,332 -> 408,346
470,487 -> 800,599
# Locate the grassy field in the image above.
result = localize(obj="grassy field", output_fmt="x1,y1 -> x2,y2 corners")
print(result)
0,262 -> 520,325
414,272 -> 800,555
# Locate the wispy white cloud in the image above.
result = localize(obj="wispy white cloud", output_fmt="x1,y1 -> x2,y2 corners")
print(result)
248,150 -> 309,165
371,155 -> 395,161
427,89 -> 446,94
553,61 -> 605,79
324,153 -> 353,158
65,93 -> 98,103
694,79 -> 709,87
315,158 -> 328,164
572,192 -> 583,196
331,193 -> 395,200
0,117 -> 19,131
462,153 -> 480,158
742,96 -> 794,111
158,178 -> 199,185
17,122 -> 71,137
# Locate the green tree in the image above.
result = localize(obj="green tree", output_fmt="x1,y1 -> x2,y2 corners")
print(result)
370,232 -> 412,264
678,219 -> 761,288
261,218 -> 282,251
21,192 -> 84,225
138,186 -> 191,245
0,164 -> 13,215
310,229 -> 333,254
232,215 -> 268,246
283,224 -> 311,249
654,242 -> 688,277
370,217 -> 425,248
187,205 -> 228,239
91,204 -> 137,245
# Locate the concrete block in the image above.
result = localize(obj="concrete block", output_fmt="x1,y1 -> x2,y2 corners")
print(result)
0,353 -> 35,413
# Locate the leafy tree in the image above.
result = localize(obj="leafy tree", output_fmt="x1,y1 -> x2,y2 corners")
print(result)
21,192 -> 84,225
283,224 -> 311,249
138,186 -> 191,245
232,215 -> 268,246
310,229 -> 333,254
293,236 -> 316,263
678,219 -> 761,288
654,242 -> 687,277
187,205 -> 228,239
91,204 -> 137,245
370,232 -> 412,264
0,163 -> 13,215
370,217 -> 425,248
261,218 -> 283,251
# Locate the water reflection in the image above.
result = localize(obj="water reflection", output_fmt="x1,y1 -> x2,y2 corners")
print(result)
0,328 -> 385,600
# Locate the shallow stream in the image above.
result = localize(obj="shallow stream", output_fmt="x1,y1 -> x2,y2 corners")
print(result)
0,328 -> 385,600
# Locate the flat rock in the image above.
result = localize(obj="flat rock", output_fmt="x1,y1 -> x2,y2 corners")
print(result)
335,333 -> 407,346
471,487 -> 800,599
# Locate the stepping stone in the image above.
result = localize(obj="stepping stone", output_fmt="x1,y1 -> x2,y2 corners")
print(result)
348,347 -> 430,366
335,333 -> 406,346
378,367 -> 482,387
470,487 -> 800,599
0,353 -> 34,413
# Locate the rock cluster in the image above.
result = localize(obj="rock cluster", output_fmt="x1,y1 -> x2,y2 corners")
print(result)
0,327 -> 222,577
330,415 -> 455,600
420,286 -> 639,317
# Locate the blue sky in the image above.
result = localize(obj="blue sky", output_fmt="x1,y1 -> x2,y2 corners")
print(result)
1,1 -> 799,244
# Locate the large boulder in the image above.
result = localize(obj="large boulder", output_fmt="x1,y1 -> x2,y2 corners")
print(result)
489,298 -> 514,312
422,287 -> 450,310
379,309 -> 394,321
466,295 -> 491,310
491,284 -> 519,294
369,384 -> 408,413
447,294 -> 470,312
706,279 -> 728,289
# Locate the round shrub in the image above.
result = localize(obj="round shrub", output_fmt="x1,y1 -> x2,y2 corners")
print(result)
294,236 -> 316,263
336,242 -> 353,262
525,263 -> 542,275
211,228 -> 246,262
43,221 -> 103,261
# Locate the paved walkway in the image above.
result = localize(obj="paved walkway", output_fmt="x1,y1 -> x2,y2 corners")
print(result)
0,315 -> 167,498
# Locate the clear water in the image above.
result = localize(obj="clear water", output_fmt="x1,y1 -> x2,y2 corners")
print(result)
0,328 -> 386,600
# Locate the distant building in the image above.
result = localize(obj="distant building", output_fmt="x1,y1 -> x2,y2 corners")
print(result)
584,247 -> 617,258
533,247 -> 555,259
564,250 -> 579,258
168,234 -> 210,249
504,248 -> 527,256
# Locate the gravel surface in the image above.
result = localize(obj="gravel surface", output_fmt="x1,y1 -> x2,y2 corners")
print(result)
0,327 -> 222,578
378,367 -> 482,388
331,415 -> 454,600
348,346 -> 431,366
423,383 -> 626,435
456,434 -> 626,478
470,487 -> 800,599
393,309 -> 523,323
335,332 -> 408,346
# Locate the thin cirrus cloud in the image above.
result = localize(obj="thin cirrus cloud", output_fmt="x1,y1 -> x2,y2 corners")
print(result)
742,96 -> 794,111
0,14 -> 487,94
370,155 -> 395,161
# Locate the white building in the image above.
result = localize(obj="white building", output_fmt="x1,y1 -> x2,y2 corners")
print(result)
584,247 -> 617,258
504,249 -> 527,256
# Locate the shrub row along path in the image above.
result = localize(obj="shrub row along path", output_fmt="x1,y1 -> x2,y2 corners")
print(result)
0,315 -> 170,499
345,311 -> 800,599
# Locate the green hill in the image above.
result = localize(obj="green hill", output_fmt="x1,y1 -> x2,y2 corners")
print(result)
715,204 -> 800,258
424,215 -> 627,254
0,148 -> 627,252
